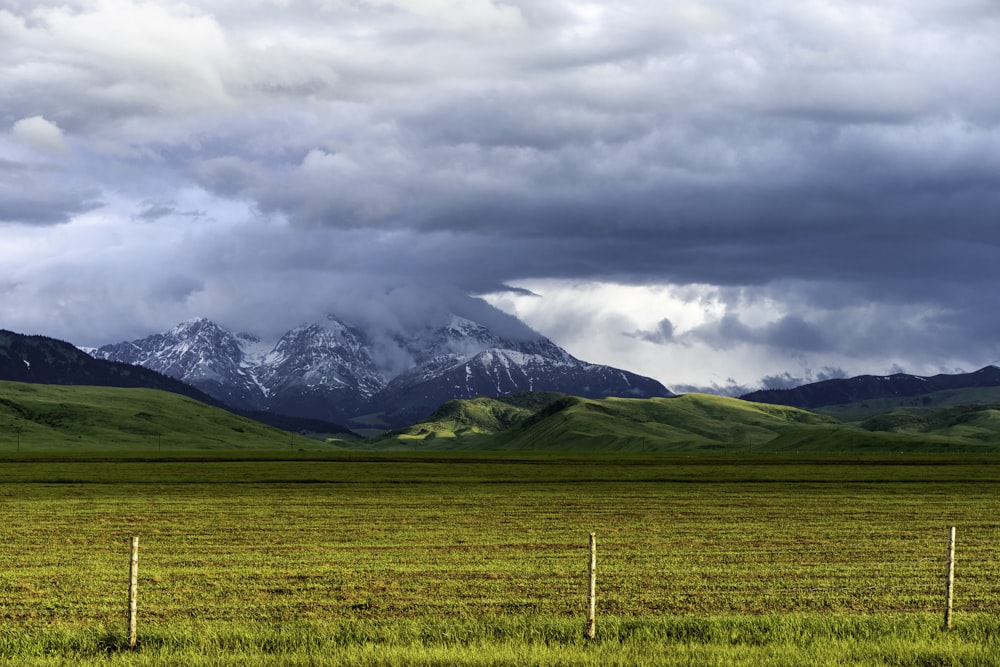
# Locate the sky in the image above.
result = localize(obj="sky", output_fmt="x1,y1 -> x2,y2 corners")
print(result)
2,0 -> 999,394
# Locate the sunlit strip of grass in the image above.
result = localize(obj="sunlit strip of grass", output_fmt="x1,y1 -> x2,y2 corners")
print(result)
2,614 -> 1000,666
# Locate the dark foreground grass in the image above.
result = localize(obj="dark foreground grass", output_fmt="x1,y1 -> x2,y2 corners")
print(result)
2,453 -> 999,665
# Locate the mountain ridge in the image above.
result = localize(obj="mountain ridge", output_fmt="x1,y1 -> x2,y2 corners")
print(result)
740,366 -> 1000,409
90,314 -> 673,427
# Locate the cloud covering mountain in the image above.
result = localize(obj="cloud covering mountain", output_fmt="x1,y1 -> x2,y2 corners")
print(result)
2,1 -> 999,391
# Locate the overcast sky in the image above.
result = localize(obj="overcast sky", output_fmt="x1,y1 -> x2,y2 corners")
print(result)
2,0 -> 999,393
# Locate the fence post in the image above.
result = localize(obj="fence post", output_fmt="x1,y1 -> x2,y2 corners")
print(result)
944,526 -> 956,630
128,536 -> 139,648
585,532 -> 596,639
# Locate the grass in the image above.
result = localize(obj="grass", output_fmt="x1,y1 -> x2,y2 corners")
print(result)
4,615 -> 1000,666
2,452 -> 1000,664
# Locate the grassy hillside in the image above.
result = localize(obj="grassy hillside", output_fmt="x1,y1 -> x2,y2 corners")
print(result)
382,392 -> 564,442
857,403 -> 1000,442
373,393 -> 846,451
503,394 -> 843,451
819,386 -> 1000,420
370,392 -> 1000,452
0,381 -> 322,452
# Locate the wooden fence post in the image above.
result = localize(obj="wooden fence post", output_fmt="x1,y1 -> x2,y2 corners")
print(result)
128,536 -> 139,648
944,526 -> 956,630
585,532 -> 596,639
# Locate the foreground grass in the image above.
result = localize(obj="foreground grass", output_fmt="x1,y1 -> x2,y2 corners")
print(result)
2,453 -> 999,664
3,615 -> 1000,666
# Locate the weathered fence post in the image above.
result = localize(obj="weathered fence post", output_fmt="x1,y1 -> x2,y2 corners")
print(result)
944,526 -> 956,629
128,536 -> 139,648
585,532 -> 596,639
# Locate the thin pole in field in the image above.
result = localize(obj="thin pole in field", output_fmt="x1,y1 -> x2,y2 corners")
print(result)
585,532 -> 596,639
127,536 -> 139,648
944,526 -> 956,629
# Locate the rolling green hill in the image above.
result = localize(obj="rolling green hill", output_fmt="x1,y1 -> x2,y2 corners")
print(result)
0,381 -> 323,452
370,392 -> 1000,452
373,393 -> 846,451
857,402 -> 1000,442
381,392 -> 564,442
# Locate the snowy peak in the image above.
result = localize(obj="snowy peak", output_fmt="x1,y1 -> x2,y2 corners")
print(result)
259,318 -> 382,398
95,317 -> 245,383
93,317 -> 264,408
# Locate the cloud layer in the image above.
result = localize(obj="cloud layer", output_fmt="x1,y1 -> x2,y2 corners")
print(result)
2,0 -> 999,389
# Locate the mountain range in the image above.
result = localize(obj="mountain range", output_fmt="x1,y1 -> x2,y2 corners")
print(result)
89,315 -> 673,429
8,312 -> 1000,445
740,366 -> 1000,409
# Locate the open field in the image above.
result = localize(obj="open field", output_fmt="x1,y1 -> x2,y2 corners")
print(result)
2,452 -> 1000,665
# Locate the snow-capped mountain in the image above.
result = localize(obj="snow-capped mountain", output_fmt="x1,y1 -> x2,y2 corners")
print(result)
91,313 -> 673,427
90,318 -> 265,409
368,316 -> 668,425
255,320 -> 384,422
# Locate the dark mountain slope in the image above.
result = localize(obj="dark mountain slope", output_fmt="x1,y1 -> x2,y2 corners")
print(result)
740,366 -> 1000,409
1,329 -> 223,404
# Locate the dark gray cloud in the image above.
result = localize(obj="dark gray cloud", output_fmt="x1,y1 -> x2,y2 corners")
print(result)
0,159 -> 102,224
2,0 -> 999,389
626,319 -> 675,345
133,200 -> 205,222
134,201 -> 176,222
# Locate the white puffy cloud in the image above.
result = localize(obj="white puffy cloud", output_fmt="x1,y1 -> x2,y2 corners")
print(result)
0,0 -> 235,124
11,115 -> 69,154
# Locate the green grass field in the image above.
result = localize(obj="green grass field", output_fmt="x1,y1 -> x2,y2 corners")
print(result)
2,452 -> 1000,665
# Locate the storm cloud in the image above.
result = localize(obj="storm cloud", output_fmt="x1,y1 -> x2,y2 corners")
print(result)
2,0 -> 999,390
